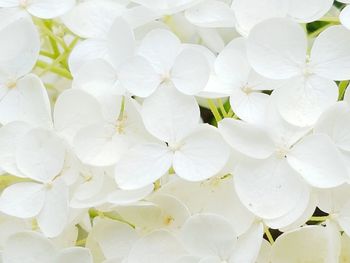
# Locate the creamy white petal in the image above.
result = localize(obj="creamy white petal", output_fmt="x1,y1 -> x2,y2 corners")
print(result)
54,89 -> 104,142
287,133 -> 349,188
185,0 -> 235,28
234,157 -> 309,219
0,74 -> 52,127
0,15 -> 39,79
138,29 -> 181,73
128,230 -> 185,263
171,48 -> 210,95
3,231 -> 56,263
311,25 -> 350,80
340,5 -> 350,30
107,17 -> 135,69
0,182 -> 45,218
37,180 -> 69,238
0,122 -> 31,177
115,143 -> 173,190
118,55 -> 161,97
181,213 -> 237,259
232,0 -> 289,36
247,18 -> 306,79
16,128 -> 66,182
27,0 -> 75,19
142,85 -> 200,143
173,125 -> 230,181
55,247 -> 93,263
90,218 -> 138,259
287,0 -> 333,23
62,0 -> 125,38
218,118 -> 275,159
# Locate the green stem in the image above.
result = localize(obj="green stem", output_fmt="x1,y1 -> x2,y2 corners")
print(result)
264,227 -> 274,244
318,17 -> 340,23
36,60 -> 73,79
216,98 -> 228,117
310,216 -> 329,222
207,99 -> 222,123
338,80 -> 349,101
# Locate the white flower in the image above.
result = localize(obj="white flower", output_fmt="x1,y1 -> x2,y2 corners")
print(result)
247,18 -> 350,126
115,86 -> 230,189
0,0 -> 75,19
118,29 -> 210,97
180,213 -> 264,263
2,231 -> 93,263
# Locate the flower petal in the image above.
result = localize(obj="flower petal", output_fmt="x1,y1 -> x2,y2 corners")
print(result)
287,133 -> 349,188
141,85 -> 200,143
287,0 -> 333,23
55,247 -> 93,263
218,118 -> 275,159
234,157 -> 309,219
3,231 -> 56,263
247,18 -> 306,79
173,125 -> 230,181
171,48 -> 210,95
16,128 -> 66,182
0,182 -> 45,218
311,25 -> 350,81
115,143 -> 173,190
181,213 -> 237,258
27,0 -> 75,18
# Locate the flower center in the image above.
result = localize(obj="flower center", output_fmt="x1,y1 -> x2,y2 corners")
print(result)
19,0 -> 29,8
242,85 -> 253,95
275,146 -> 289,159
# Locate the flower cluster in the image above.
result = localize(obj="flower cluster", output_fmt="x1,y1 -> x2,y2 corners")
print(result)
0,0 -> 350,262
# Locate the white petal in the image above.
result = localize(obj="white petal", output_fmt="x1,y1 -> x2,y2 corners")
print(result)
68,39 -> 109,76
73,123 -> 129,167
336,199 -> 350,237
265,190 -> 316,231
311,25 -> 350,81
138,29 -> 181,73
27,0 -> 75,18
315,102 -> 350,152
0,122 -> 31,177
107,17 -> 135,69
141,85 -> 200,143
0,74 -> 52,127
56,247 -> 93,263
118,55 -> 161,97
73,59 -> 123,120
287,133 -> 349,188
230,89 -> 270,124
132,0 -> 196,13
340,5 -> 350,30
3,231 -> 56,263
174,125 -> 230,181
128,230 -> 185,263
0,0 -> 18,7
62,0 -> 125,38
247,18 -> 306,79
181,213 -> 237,258
185,0 -> 235,28
171,48 -> 210,95
54,89 -> 104,142
218,118 -> 275,159
159,177 -> 255,236
214,37 -> 250,85
232,0 -> 289,36
270,226 -> 336,262
287,0 -> 333,23
0,182 -> 45,218
115,143 -> 173,190
234,157 -> 309,219
231,222 -> 264,263
273,75 -> 338,127
37,180 -> 69,238
16,128 -> 66,182
90,218 -> 138,259
0,15 -> 39,79
108,184 -> 154,205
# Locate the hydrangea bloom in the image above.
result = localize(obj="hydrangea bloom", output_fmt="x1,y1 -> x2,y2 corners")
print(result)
0,1 -> 350,262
